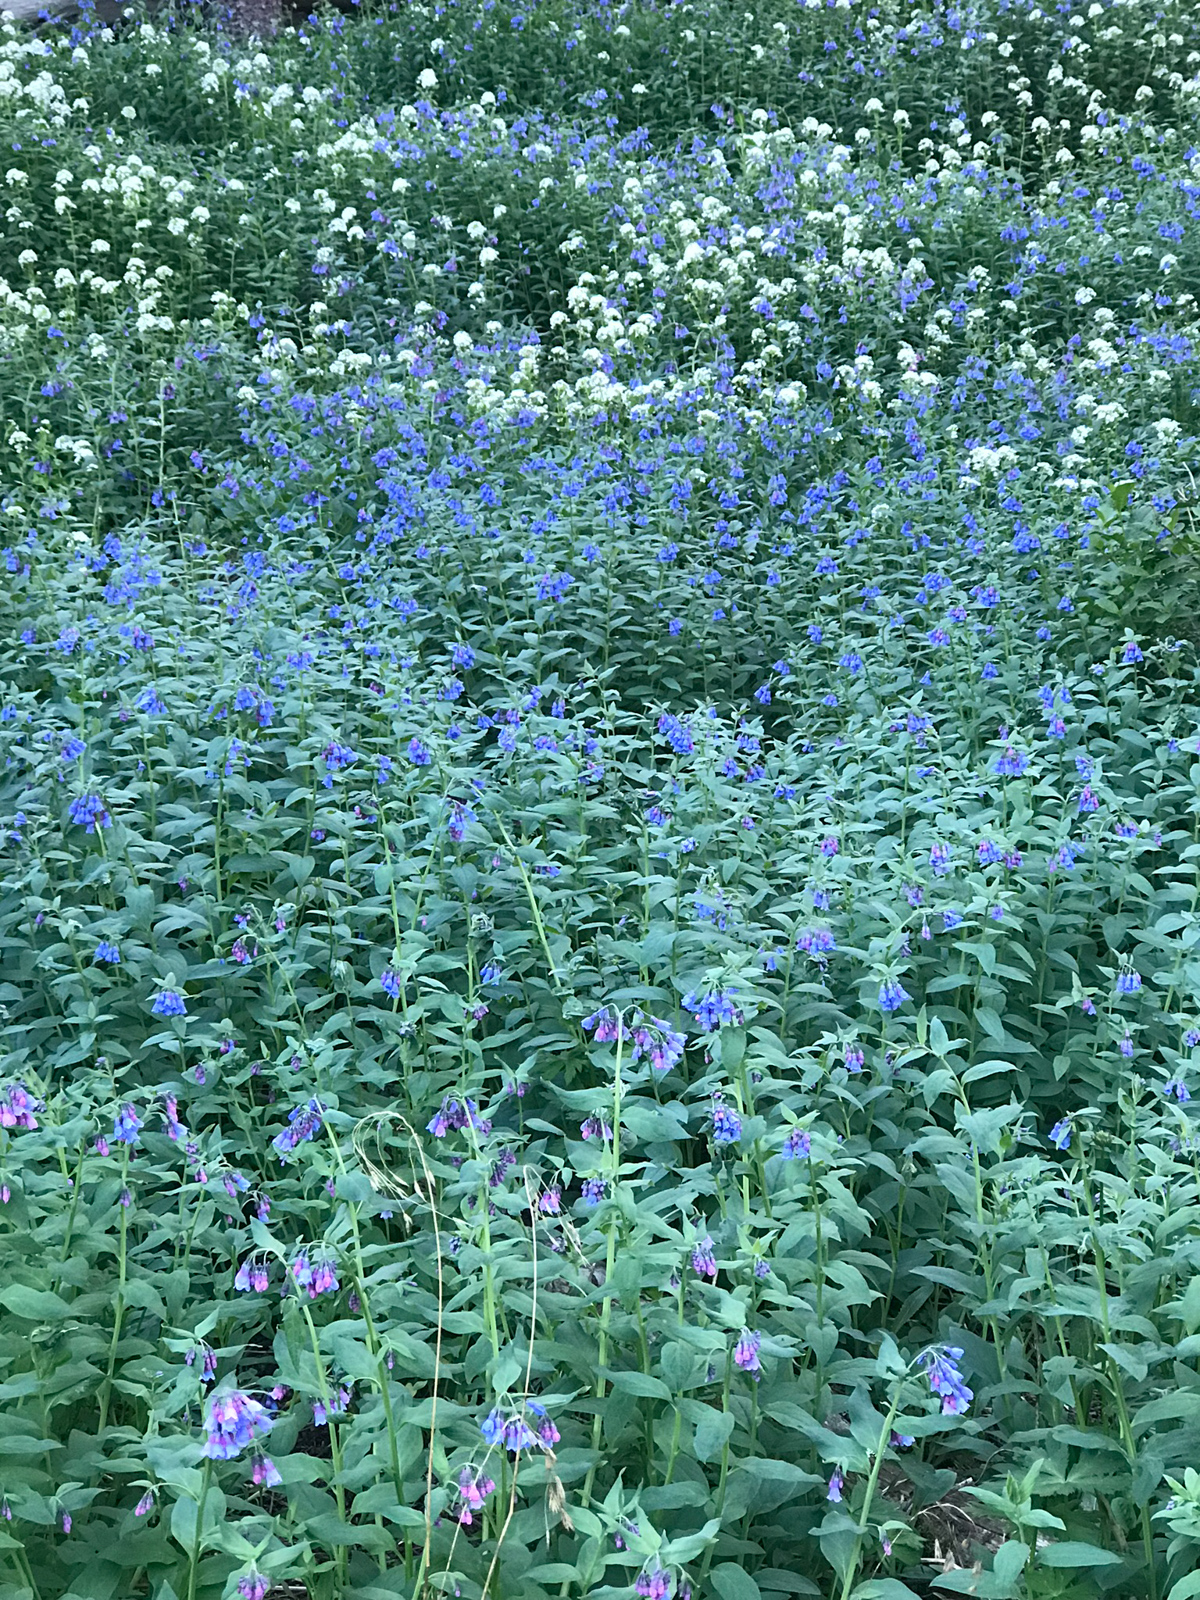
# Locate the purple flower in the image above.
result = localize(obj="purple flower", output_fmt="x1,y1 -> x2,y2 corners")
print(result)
782,1127 -> 811,1160
312,1384 -> 351,1426
929,843 -> 952,876
711,1098 -> 742,1145
291,1249 -> 339,1298
1122,641 -> 1144,664
525,1398 -> 560,1448
162,1095 -> 186,1141
580,1114 -> 613,1142
69,793 -> 111,832
1116,969 -> 1141,995
112,1103 -> 142,1146
683,989 -> 742,1032
1165,1077 -> 1191,1104
271,1097 -> 324,1161
234,1255 -> 270,1293
407,737 -> 431,766
844,1044 -> 865,1073
456,1466 -> 495,1525
480,1406 -> 537,1454
251,1454 -> 282,1487
993,746 -> 1028,778
93,940 -> 121,964
827,1468 -> 844,1503
426,1095 -> 488,1139
237,1576 -> 268,1600
452,643 -> 476,669
0,1082 -> 41,1131
691,1235 -> 717,1278
580,1177 -> 606,1205
380,965 -> 402,999
636,1567 -> 671,1600
1048,1116 -> 1072,1151
151,988 -> 187,1018
920,1346 -> 973,1416
583,1006 -> 627,1043
878,978 -> 910,1013
322,742 -> 357,785
202,1391 -> 273,1459
733,1328 -> 761,1373
630,1016 -> 687,1073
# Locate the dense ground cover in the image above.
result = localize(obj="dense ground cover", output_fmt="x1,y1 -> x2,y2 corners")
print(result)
2,0 -> 1200,1596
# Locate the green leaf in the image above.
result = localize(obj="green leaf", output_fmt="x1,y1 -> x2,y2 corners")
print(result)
0,1285 -> 72,1321
852,1582 -> 923,1600
1036,1541 -> 1122,1568
605,1370 -> 671,1401
992,1542 -> 1030,1587
302,1513 -> 393,1551
710,1563 -> 762,1600
692,1403 -> 735,1462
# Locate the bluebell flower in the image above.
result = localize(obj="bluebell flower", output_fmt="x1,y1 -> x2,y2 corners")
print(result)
407,737 -> 431,766
272,1098 -> 325,1161
878,978 -> 910,1013
684,989 -> 741,1032
93,940 -> 120,964
993,746 -> 1028,778
203,1391 -> 272,1459
711,1097 -> 742,1145
322,742 -> 356,776
826,1468 -> 844,1503
1164,1077 -> 1191,1104
733,1329 -> 761,1373
112,1103 -> 142,1145
380,966 -> 402,999
452,643 -> 475,669
152,988 -> 187,1017
1048,1116 -> 1072,1151
782,1127 -> 811,1160
920,1346 -> 973,1415
630,1016 -> 686,1073
1116,969 -> 1141,995
691,1236 -> 717,1278
69,794 -> 111,832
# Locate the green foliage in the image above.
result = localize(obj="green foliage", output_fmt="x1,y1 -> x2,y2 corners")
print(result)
0,0 -> 1199,1596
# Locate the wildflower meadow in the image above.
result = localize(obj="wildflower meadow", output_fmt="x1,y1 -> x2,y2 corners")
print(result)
2,0 -> 1200,1595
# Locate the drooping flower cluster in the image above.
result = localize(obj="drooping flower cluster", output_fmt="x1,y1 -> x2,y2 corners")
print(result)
480,1399 -> 560,1454
920,1346 -> 974,1416
0,1082 -> 42,1131
682,989 -> 742,1033
201,1391 -> 273,1460
271,1098 -> 325,1161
